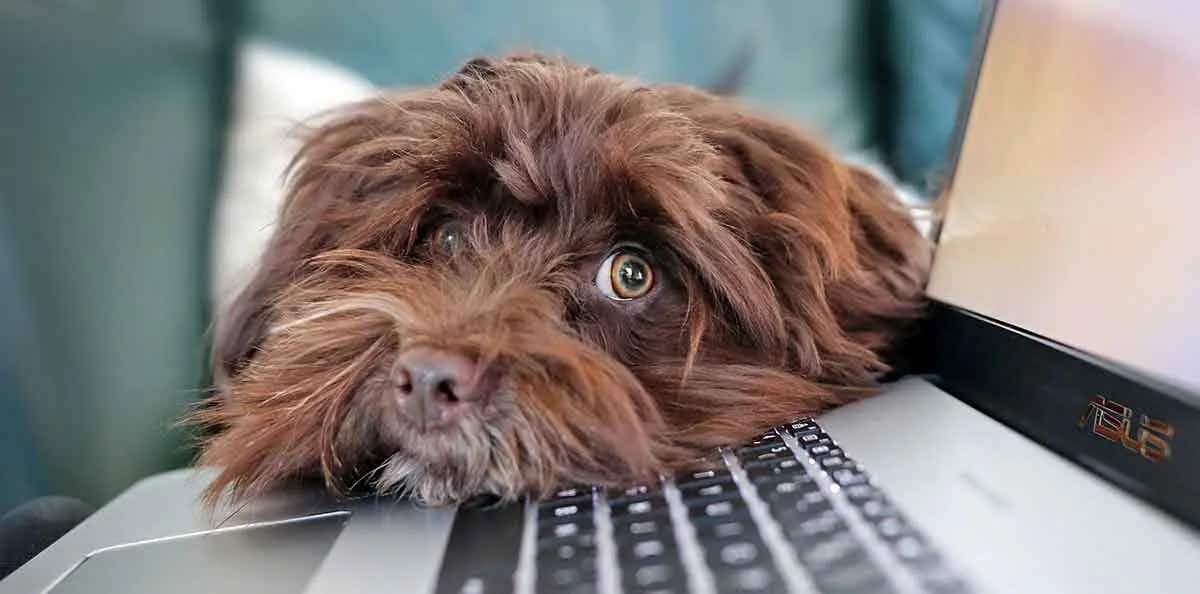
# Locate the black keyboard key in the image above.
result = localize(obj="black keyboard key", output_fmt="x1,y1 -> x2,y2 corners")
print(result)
857,497 -> 897,520
616,535 -> 678,563
616,513 -> 673,534
538,529 -> 597,552
782,418 -> 818,432
744,431 -> 785,448
756,474 -> 818,501
686,495 -> 748,521
621,561 -> 685,592
794,529 -> 866,571
547,486 -> 591,501
795,430 -> 830,446
802,440 -> 836,457
744,457 -> 806,483
769,487 -> 831,516
537,527 -> 598,592
811,557 -> 894,594
611,515 -> 674,543
830,467 -> 870,487
538,517 -> 595,542
608,484 -> 657,502
541,585 -> 597,594
678,475 -> 737,501
809,445 -> 845,459
806,443 -> 833,457
774,505 -> 837,540
675,472 -> 733,491
541,539 -> 596,564
538,555 -> 597,578
682,489 -> 743,510
692,515 -> 757,542
538,564 -> 597,593
789,427 -> 822,440
610,495 -> 668,520
780,508 -> 847,541
538,499 -> 594,524
891,534 -> 931,561
873,516 -> 913,541
624,587 -> 685,594
843,484 -> 878,503
675,460 -> 732,487
706,541 -> 785,594
740,448 -> 795,467
713,564 -> 783,593
704,536 -> 770,569
819,455 -> 850,470
736,441 -> 791,460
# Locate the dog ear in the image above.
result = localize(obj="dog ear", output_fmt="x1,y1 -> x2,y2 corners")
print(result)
212,171 -> 335,384
660,86 -> 930,386
751,141 -> 930,385
213,99 -> 407,383
829,166 -> 931,354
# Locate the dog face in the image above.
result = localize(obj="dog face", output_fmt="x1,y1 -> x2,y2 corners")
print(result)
196,55 -> 930,505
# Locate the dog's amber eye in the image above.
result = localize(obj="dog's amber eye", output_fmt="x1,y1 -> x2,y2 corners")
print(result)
433,221 -> 466,255
596,250 -> 654,300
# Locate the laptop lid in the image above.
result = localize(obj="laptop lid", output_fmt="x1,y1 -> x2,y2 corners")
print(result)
922,0 -> 1200,526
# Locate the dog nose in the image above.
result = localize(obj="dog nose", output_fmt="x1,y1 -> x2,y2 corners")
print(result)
394,347 -> 481,429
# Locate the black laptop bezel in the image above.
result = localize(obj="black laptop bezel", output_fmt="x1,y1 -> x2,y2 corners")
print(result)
916,302 -> 1200,529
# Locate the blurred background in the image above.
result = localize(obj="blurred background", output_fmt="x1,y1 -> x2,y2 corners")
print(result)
0,0 -> 982,513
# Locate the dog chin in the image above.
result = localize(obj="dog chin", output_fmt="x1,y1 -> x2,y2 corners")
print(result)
373,456 -> 470,505
369,414 -> 515,505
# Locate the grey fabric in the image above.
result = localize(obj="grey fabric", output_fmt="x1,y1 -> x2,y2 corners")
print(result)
0,2 -> 229,505
0,496 -> 94,579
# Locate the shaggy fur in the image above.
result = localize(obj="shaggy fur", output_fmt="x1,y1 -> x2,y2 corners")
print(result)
194,54 -> 931,506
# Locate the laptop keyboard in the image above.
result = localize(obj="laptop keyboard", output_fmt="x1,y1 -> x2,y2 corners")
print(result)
440,418 -> 971,594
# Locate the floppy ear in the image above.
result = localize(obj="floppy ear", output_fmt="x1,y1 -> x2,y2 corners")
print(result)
212,158 -> 337,383
213,98 -> 422,382
659,85 -> 930,387
750,141 -> 930,386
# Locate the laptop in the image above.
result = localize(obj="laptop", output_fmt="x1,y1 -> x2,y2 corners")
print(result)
5,0 -> 1200,592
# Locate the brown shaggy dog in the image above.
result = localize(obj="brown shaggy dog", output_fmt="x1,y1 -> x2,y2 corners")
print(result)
195,54 -> 930,506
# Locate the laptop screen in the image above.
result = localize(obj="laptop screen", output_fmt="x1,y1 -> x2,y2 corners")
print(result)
928,0 -> 1200,399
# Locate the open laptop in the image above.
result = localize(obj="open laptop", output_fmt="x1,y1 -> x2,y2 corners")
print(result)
4,1 -> 1200,592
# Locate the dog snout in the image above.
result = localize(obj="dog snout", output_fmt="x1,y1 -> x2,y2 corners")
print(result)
394,347 -> 482,430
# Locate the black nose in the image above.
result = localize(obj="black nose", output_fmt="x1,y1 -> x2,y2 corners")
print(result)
394,347 -> 481,430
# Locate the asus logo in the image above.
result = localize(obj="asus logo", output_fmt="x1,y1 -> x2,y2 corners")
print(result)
1078,395 -> 1174,462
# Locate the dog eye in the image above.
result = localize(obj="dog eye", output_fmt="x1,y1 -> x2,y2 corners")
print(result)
432,221 -> 467,255
596,249 -> 654,300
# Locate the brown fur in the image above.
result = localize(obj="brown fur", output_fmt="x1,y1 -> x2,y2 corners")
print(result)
193,54 -> 930,506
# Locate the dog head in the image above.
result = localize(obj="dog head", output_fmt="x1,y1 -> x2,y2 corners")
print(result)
196,55 -> 930,505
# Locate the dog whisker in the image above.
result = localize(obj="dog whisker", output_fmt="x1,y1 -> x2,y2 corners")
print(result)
348,458 -> 392,493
